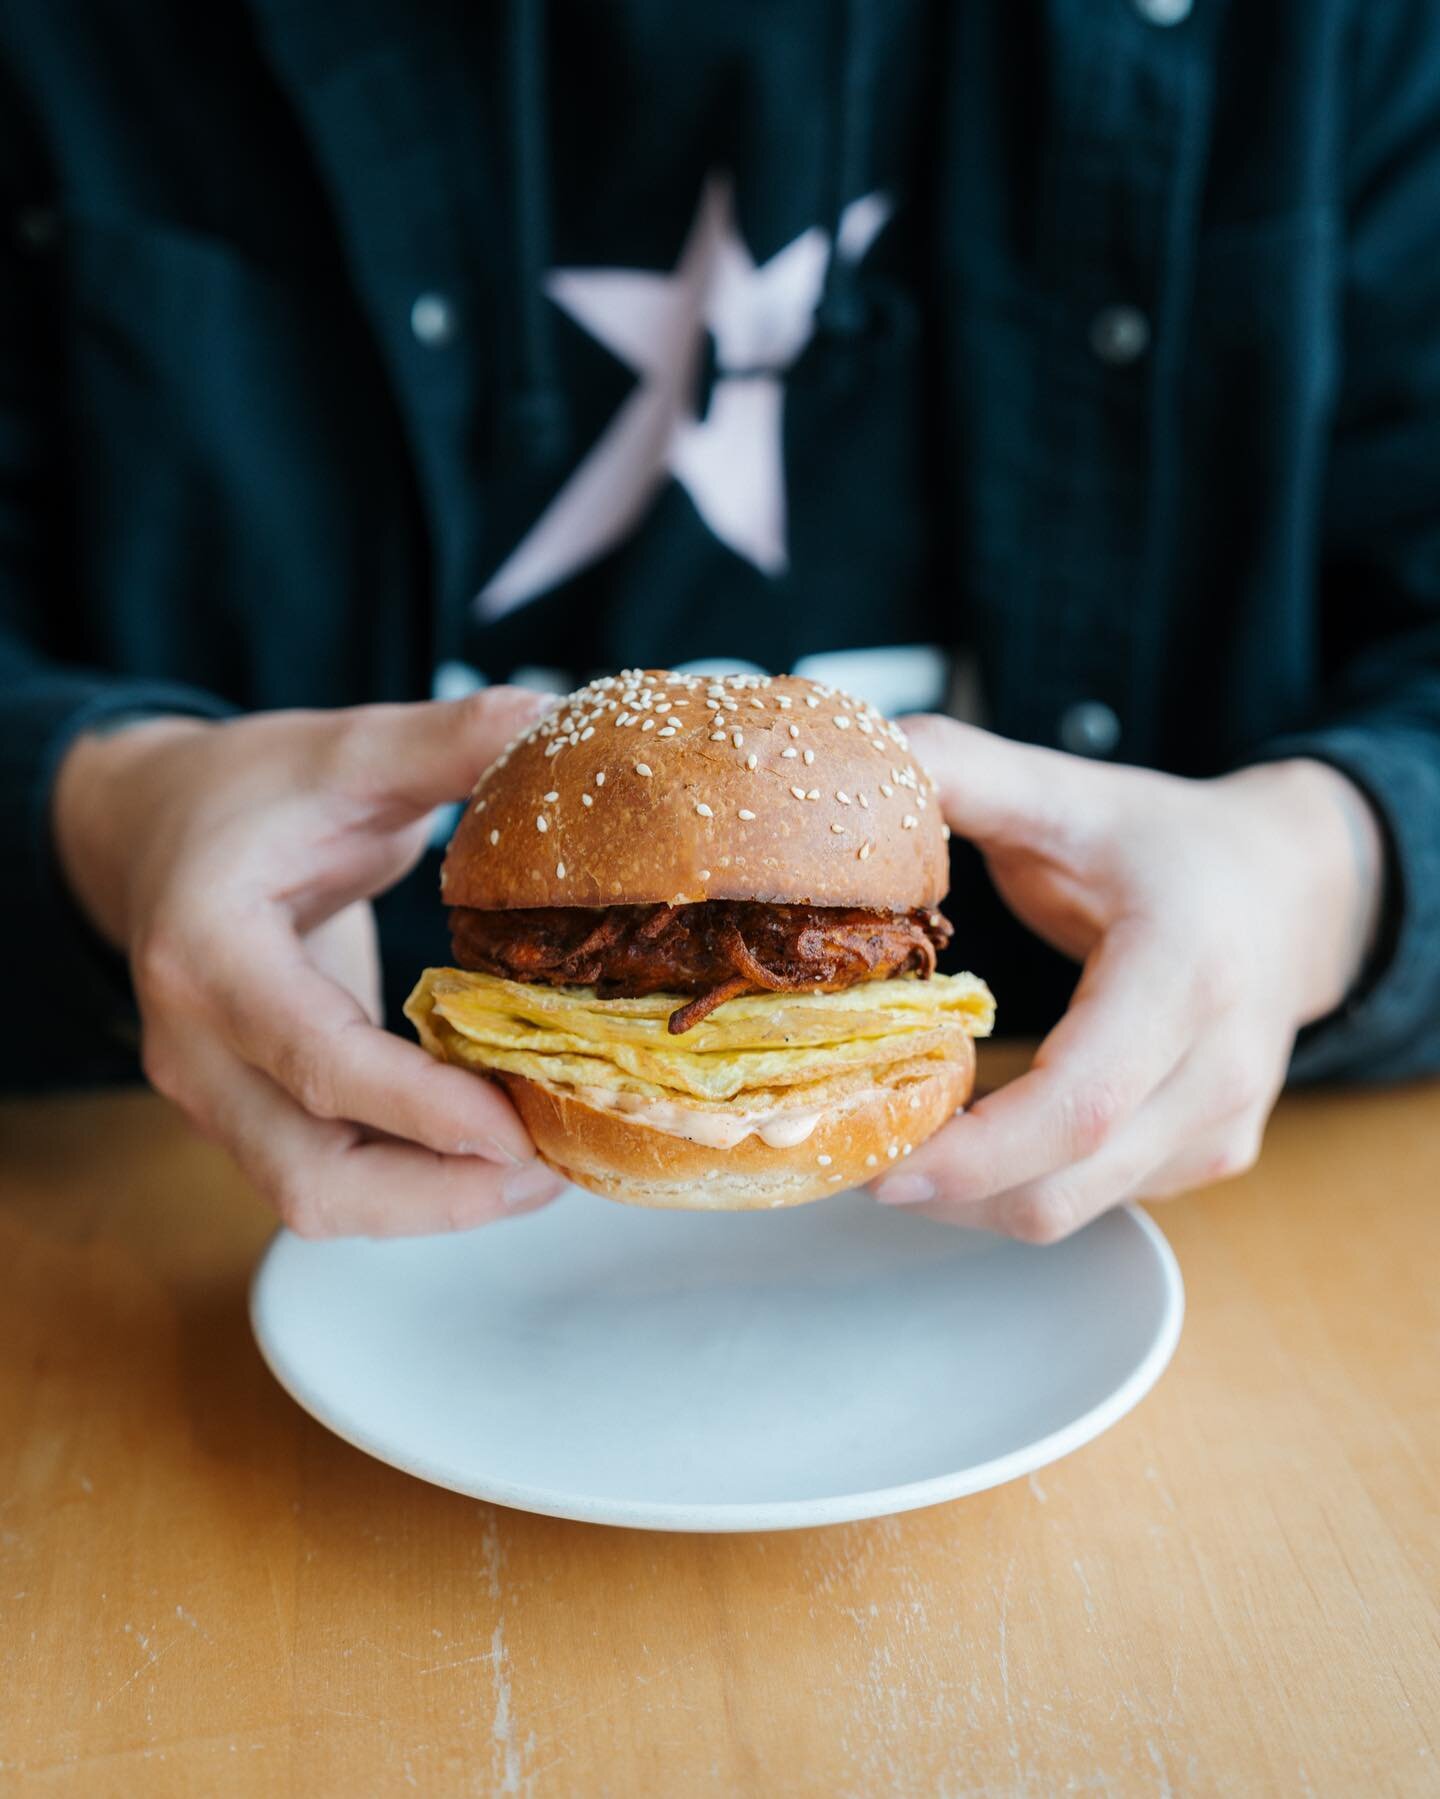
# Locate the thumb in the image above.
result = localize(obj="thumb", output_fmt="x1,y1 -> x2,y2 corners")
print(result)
335,687 -> 557,823
900,714 -> 1106,850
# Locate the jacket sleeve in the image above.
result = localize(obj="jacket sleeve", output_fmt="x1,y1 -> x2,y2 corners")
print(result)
1251,3 -> 1440,1084
0,85 -> 232,1090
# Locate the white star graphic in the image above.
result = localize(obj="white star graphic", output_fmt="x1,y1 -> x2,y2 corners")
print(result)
476,174 -> 892,620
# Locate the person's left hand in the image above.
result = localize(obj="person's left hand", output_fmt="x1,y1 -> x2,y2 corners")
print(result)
869,719 -> 1384,1242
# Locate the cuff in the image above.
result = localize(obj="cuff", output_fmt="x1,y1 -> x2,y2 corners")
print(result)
0,673 -> 236,1089
1243,723 -> 1440,1083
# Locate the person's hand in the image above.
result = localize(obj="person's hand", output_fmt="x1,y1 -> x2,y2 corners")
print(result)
870,720 -> 1384,1241
52,693 -> 569,1237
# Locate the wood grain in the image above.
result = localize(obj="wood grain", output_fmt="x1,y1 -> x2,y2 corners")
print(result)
1,1049 -> 1438,1796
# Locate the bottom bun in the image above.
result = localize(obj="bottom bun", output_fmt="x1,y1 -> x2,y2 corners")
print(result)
496,1039 -> 975,1211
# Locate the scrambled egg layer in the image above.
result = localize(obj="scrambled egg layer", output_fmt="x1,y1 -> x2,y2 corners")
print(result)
405,968 -> 994,1103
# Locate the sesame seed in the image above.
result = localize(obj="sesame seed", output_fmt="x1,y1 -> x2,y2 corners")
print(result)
865,1153 -> 878,1167
732,732 -> 743,747
710,730 -> 727,741
581,794 -> 593,807
903,815 -> 918,829
806,788 -> 820,800
908,1095 -> 920,1110
782,748 -> 798,759
880,783 -> 894,797
543,790 -> 559,802
859,841 -> 872,860
556,862 -> 566,878
738,808 -> 756,820
790,786 -> 807,800
777,696 -> 792,708
941,823 -> 951,839
834,715 -> 851,729
666,717 -> 683,728
818,1154 -> 833,1167
595,771 -> 605,785
635,763 -> 652,777
888,1143 -> 899,1159
749,697 -> 765,710
536,816 -> 548,832
579,726 -> 595,741
788,724 -> 800,739
642,717 -> 655,730
830,822 -> 845,834
489,828 -> 500,845
902,1144 -> 913,1156
746,753 -> 758,770
698,869 -> 711,881
695,802 -> 713,817
858,793 -> 869,808
805,695 -> 819,708
829,1173 -> 844,1183
706,699 -> 721,710
836,790 -> 851,804
658,727 -> 677,737
802,748 -> 815,765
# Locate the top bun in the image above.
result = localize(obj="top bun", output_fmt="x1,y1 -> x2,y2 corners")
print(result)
442,669 -> 949,911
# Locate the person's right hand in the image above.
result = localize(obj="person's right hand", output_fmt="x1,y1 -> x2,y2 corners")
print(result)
51,693 -> 569,1237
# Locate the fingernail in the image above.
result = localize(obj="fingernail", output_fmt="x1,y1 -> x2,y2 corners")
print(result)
459,1136 -> 525,1166
873,1173 -> 936,1207
500,1160 -> 565,1210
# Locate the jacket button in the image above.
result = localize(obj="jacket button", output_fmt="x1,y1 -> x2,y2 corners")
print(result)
410,292 -> 459,348
1090,304 -> 1151,366
1059,701 -> 1122,757
1133,0 -> 1192,22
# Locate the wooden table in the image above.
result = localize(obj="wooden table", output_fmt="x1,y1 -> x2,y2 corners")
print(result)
2,1047 -> 1438,1796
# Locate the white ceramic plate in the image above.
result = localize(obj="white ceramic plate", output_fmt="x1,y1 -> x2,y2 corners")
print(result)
250,1189 -> 1183,1533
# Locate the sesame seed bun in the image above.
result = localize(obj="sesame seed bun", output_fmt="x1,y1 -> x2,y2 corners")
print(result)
442,669 -> 949,911
411,668 -> 989,1211
493,1040 -> 975,1210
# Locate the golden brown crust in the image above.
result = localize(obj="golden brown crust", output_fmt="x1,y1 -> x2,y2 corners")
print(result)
495,1037 -> 974,1210
442,670 -> 949,912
